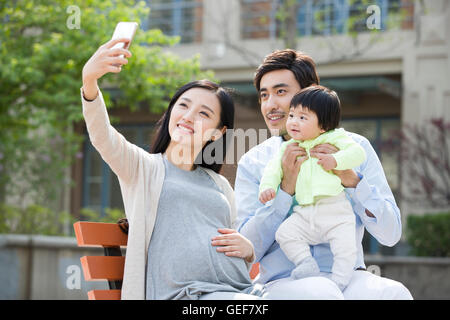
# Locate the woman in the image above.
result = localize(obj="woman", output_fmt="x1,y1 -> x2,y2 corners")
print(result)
81,38 -> 264,300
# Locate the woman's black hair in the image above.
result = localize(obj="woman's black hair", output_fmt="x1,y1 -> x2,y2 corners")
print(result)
150,79 -> 235,173
290,85 -> 341,132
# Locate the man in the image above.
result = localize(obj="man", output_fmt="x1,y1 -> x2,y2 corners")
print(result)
234,49 -> 413,299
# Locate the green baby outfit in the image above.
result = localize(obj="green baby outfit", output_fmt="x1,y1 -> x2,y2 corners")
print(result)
259,128 -> 366,206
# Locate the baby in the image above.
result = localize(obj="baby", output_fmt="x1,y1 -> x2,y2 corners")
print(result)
259,85 -> 366,291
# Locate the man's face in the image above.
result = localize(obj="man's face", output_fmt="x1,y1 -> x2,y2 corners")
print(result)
259,69 -> 301,138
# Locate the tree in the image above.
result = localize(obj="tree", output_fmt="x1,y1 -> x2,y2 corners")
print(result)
274,0 -> 304,50
381,118 -> 450,210
0,0 -> 213,209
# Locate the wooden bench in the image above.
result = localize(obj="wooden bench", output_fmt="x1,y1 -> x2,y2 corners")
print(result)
74,221 -> 260,300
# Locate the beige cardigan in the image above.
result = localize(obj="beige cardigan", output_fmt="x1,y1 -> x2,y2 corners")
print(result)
81,89 -> 238,300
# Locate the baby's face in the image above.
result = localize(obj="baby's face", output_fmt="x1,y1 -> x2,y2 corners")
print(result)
286,105 -> 325,141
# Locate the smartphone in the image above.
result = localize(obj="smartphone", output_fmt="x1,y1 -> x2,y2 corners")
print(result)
110,22 -> 138,61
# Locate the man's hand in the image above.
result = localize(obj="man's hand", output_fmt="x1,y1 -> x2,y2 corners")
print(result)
332,169 -> 361,189
280,143 -> 308,195
211,228 -> 255,263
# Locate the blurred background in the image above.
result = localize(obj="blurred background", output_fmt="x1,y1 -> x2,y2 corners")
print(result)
0,0 -> 449,299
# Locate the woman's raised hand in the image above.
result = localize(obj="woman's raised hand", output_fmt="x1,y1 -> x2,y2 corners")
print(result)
82,38 -> 132,100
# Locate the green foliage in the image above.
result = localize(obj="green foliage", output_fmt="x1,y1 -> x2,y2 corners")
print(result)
0,203 -> 125,236
406,212 -> 450,257
0,203 -> 75,236
0,0 -> 213,207
79,207 -> 125,224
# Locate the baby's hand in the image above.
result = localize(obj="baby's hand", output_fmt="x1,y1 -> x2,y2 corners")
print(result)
316,154 -> 337,171
259,188 -> 276,204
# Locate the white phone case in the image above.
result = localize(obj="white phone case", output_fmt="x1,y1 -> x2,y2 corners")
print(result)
111,22 -> 138,58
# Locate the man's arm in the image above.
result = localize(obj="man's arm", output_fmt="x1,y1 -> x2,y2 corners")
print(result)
235,156 -> 293,262
311,135 -> 402,246
348,136 -> 402,247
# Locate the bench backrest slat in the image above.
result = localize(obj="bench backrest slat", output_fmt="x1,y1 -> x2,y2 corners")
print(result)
88,290 -> 121,300
80,256 -> 125,281
74,221 -> 127,247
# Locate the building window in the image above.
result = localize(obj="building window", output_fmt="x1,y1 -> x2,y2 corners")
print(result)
145,0 -> 203,43
240,0 -> 414,39
241,0 -> 275,39
347,0 -> 414,33
82,125 -> 154,215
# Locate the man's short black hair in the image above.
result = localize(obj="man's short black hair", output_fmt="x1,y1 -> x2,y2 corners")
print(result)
254,49 -> 320,92
290,85 -> 341,132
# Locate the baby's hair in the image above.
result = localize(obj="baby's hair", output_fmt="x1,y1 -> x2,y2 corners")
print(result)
290,85 -> 341,132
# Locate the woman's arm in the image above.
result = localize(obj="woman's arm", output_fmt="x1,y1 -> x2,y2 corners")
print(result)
81,38 -> 142,185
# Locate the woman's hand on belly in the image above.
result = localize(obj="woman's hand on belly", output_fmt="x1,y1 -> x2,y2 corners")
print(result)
211,228 -> 255,263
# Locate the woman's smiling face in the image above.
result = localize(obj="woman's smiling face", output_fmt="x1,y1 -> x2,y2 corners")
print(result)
168,87 -> 224,148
